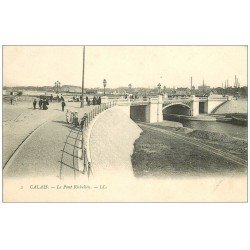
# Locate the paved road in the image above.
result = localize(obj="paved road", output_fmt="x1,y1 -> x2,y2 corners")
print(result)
3,102 -> 94,179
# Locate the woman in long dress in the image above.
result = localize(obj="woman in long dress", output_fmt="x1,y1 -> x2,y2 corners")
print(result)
69,111 -> 74,124
74,111 -> 79,127
65,109 -> 70,124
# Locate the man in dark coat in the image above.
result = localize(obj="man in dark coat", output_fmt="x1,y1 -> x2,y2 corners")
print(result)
61,100 -> 66,111
80,113 -> 88,131
42,100 -> 48,110
33,99 -> 37,109
39,99 -> 43,109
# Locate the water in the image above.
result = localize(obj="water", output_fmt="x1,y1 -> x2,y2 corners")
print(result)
164,99 -> 248,140
181,120 -> 247,140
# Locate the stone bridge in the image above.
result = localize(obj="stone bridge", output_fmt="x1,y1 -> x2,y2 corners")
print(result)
103,95 -> 231,123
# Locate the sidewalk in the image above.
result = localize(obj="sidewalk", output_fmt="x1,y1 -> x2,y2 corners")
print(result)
3,101 -> 94,179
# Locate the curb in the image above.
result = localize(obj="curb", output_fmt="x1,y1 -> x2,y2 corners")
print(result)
3,120 -> 48,173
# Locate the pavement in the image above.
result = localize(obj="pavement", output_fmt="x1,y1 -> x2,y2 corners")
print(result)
3,101 -> 94,179
89,106 -> 142,181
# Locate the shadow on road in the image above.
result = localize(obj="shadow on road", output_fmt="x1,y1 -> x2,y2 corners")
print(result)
52,120 -> 80,130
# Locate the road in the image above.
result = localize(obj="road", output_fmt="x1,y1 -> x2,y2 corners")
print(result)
3,101 -> 94,179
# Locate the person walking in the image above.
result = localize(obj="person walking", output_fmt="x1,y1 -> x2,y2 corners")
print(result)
94,96 -> 97,105
10,92 -> 13,105
69,111 -> 74,124
33,99 -> 37,109
42,99 -> 48,110
80,113 -> 88,131
10,96 -> 13,105
65,109 -> 70,124
61,100 -> 66,111
39,99 -> 43,109
73,111 -> 79,127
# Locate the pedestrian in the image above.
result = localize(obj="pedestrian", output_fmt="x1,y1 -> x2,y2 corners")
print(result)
50,94 -> 53,102
69,111 -> 74,124
39,99 -> 43,109
65,109 -> 70,124
98,96 -> 101,105
80,113 -> 88,131
42,99 -> 48,110
61,100 -> 66,111
93,96 -> 96,105
33,99 -> 37,109
86,96 -> 89,103
73,111 -> 79,127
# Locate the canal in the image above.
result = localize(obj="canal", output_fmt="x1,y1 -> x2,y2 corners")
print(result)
173,118 -> 247,140
164,99 -> 248,140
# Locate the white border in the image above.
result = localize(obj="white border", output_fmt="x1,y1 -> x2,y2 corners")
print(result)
1,1 -> 249,250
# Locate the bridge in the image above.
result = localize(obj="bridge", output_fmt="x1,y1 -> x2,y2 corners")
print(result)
103,94 -> 231,123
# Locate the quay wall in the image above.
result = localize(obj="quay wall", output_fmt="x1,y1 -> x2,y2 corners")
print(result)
86,106 -> 142,179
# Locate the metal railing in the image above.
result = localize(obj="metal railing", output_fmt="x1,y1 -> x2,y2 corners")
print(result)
80,101 -> 117,178
59,100 -> 117,179
60,127 -> 82,179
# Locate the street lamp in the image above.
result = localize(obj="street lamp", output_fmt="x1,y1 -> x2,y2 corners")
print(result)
157,83 -> 161,94
54,81 -> 60,93
103,79 -> 107,96
128,84 -> 132,94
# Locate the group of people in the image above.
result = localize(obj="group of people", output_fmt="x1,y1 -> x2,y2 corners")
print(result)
49,94 -> 64,102
31,94 -> 92,131
33,98 -> 49,110
65,110 -> 88,131
85,96 -> 101,106
32,94 -> 66,110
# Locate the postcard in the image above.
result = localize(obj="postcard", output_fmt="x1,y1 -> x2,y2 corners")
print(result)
2,45 -> 247,202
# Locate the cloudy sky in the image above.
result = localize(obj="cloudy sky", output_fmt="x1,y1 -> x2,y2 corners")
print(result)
3,46 -> 247,88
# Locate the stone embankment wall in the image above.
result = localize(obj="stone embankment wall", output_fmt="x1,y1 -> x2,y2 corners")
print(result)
86,106 -> 142,180
214,99 -> 247,114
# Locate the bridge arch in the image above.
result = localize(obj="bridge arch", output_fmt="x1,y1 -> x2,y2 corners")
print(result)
162,103 -> 191,116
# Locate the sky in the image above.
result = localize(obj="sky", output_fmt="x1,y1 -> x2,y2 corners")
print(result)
3,46 -> 247,88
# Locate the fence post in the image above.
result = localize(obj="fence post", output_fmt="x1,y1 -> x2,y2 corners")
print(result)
81,135 -> 84,160
83,148 -> 87,173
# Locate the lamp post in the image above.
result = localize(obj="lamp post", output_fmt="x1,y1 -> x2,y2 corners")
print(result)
81,46 -> 85,108
157,83 -> 161,94
103,79 -> 107,96
54,81 -> 60,93
128,84 -> 132,93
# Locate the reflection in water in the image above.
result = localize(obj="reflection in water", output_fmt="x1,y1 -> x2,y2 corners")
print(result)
164,115 -> 247,139
181,120 -> 247,139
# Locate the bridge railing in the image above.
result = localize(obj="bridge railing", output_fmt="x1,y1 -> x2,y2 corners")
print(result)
80,101 -> 117,177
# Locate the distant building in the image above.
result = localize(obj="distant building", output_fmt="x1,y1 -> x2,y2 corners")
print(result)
86,89 -> 97,94
175,87 -> 190,96
61,85 -> 82,93
198,85 -> 211,92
